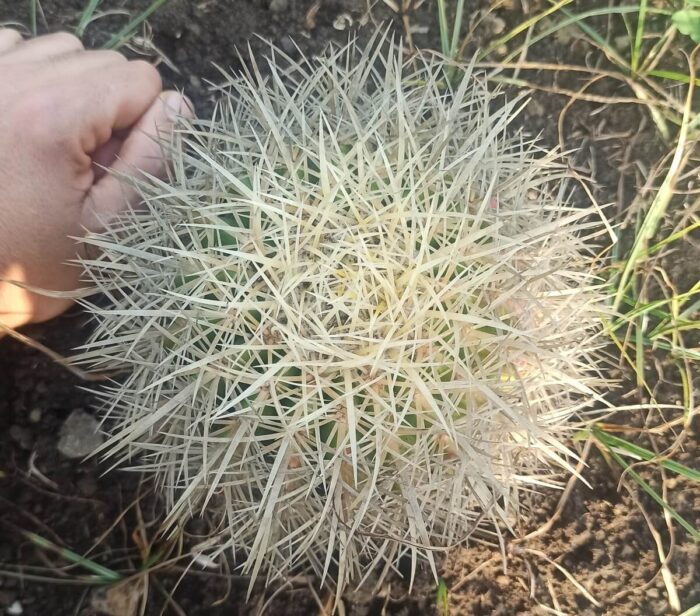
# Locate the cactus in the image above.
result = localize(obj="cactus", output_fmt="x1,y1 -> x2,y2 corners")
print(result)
75,37 -> 609,594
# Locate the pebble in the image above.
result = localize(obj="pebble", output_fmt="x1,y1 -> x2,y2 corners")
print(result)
5,601 -> 22,616
28,408 -> 42,424
486,15 -> 506,35
57,410 -> 103,460
188,74 -> 202,90
186,22 -> 202,37
495,575 -> 509,587
333,13 -> 354,30
619,543 -> 636,559
269,0 -> 288,12
526,99 -> 544,119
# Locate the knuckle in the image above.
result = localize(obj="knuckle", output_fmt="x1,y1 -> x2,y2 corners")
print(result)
0,28 -> 23,44
50,31 -> 84,51
96,49 -> 127,64
130,59 -> 162,87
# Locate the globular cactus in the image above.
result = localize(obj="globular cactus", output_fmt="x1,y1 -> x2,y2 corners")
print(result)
75,36 -> 609,594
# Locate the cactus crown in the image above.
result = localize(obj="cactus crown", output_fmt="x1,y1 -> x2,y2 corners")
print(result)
76,36 -> 609,593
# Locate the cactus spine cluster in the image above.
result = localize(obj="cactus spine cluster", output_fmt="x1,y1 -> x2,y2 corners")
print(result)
76,37 -> 608,593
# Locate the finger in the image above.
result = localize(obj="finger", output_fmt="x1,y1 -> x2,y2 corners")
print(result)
0,31 -> 83,63
82,91 -> 194,231
0,28 -> 22,55
44,59 -> 162,155
78,59 -> 163,140
91,133 -> 125,181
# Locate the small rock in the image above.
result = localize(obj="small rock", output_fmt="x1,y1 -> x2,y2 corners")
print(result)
186,22 -> 202,37
269,0 -> 288,12
188,74 -> 202,90
5,600 -> 22,615
91,579 -> 143,616
495,575 -> 509,587
28,408 -> 42,424
614,34 -> 629,52
619,543 -> 636,559
9,426 -> 33,451
57,410 -> 103,460
526,98 -> 544,118
333,13 -> 353,30
486,15 -> 506,35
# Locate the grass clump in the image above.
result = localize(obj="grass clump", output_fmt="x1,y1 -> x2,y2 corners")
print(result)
27,0 -> 167,48
74,37 -> 612,593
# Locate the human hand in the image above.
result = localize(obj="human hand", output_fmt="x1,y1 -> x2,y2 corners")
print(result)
0,29 -> 192,330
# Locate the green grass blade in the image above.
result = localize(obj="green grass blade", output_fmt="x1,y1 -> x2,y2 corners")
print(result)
75,0 -> 102,37
620,13 -> 634,57
436,578 -> 449,616
631,0 -> 648,72
449,0 -> 466,61
499,5 -> 669,67
104,0 -> 168,50
554,6 -> 624,66
648,286 -> 700,338
593,427 -> 700,482
618,295 -> 672,322
480,0 -> 574,60
537,4 -> 630,66
546,4 -> 672,69
646,338 -> 700,360
632,277 -> 645,387
596,445 -> 700,540
26,532 -> 123,583
611,288 -> 699,330
436,0 -> 450,57
29,0 -> 37,36
644,220 -> 700,256
613,191 -> 670,311
649,319 -> 699,339
646,68 -> 700,85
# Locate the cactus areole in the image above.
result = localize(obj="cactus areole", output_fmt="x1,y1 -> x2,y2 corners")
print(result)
76,37 -> 609,594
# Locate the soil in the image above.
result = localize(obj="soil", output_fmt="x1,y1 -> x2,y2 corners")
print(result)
1,1 -> 698,615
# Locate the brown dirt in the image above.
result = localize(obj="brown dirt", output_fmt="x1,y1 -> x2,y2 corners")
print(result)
1,1 -> 698,615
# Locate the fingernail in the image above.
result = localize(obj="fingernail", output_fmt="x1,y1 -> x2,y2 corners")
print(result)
162,92 -> 194,122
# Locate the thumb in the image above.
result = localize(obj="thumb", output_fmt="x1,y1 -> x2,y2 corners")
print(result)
81,91 -> 193,232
